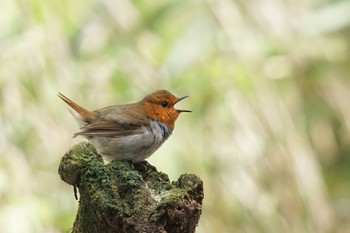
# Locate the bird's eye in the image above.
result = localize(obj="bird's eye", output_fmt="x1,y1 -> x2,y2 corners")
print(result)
161,101 -> 169,108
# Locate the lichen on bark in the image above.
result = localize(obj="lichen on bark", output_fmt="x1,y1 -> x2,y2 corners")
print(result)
58,142 -> 203,233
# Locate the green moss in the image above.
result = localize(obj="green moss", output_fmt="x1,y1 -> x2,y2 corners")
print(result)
59,142 -> 203,233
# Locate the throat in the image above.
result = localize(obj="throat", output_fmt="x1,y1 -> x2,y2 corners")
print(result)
151,120 -> 172,140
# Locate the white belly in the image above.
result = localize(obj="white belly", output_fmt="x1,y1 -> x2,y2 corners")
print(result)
89,120 -> 172,162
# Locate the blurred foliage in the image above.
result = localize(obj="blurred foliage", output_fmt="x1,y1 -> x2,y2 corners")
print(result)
1,0 -> 350,232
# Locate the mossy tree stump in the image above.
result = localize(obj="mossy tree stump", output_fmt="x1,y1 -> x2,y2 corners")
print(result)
58,142 -> 203,233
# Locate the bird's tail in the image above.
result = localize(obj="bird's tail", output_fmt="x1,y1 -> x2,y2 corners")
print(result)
58,92 -> 95,124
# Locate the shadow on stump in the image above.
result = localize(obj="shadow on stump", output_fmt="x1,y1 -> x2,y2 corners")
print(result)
58,142 -> 203,233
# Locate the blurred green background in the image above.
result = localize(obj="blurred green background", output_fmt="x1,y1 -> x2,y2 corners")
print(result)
1,0 -> 350,232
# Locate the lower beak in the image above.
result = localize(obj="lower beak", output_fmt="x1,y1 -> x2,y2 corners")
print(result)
175,96 -> 191,113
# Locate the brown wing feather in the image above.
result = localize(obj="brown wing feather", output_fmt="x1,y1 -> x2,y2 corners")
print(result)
74,119 -> 146,138
94,103 -> 150,125
75,103 -> 150,137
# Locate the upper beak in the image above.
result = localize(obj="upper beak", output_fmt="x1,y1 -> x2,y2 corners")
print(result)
175,96 -> 191,113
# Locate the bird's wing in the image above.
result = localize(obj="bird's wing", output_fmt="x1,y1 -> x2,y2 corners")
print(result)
74,104 -> 150,138
74,120 -> 146,137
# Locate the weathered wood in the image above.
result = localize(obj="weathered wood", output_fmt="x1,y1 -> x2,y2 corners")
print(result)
58,142 -> 203,233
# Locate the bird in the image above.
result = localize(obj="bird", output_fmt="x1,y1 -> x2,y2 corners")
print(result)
58,90 -> 191,162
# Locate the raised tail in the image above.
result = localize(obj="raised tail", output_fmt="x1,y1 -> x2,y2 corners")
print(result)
58,92 -> 95,123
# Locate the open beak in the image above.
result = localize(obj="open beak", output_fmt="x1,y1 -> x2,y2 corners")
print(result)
175,96 -> 191,113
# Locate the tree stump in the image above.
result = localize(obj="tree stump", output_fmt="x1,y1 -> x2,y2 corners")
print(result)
58,142 -> 203,233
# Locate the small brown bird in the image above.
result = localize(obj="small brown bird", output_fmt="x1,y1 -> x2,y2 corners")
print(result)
58,90 -> 191,162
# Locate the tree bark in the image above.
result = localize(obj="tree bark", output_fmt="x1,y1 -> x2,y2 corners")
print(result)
58,142 -> 203,233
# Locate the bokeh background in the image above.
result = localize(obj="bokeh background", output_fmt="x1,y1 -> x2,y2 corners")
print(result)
1,0 -> 350,232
